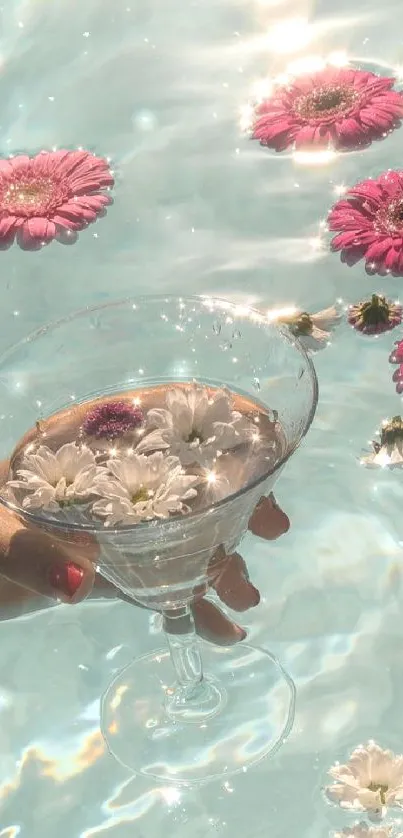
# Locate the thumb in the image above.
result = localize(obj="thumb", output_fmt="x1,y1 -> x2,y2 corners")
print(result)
1,517 -> 97,604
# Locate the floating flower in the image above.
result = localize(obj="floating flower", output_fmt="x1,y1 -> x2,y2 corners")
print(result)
136,386 -> 256,467
392,365 -> 403,394
348,294 -> 402,335
82,400 -> 144,440
361,416 -> 403,469
328,171 -> 403,276
275,305 -> 340,351
333,824 -> 395,838
0,149 -> 114,250
7,443 -> 100,511
251,67 -> 403,152
389,339 -> 403,364
91,451 -> 198,525
326,740 -> 403,813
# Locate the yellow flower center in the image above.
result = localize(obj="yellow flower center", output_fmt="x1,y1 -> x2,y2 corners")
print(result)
131,486 -> 150,505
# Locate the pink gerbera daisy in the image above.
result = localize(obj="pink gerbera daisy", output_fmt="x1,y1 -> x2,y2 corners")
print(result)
0,149 -> 114,250
328,170 -> 403,276
252,67 -> 403,152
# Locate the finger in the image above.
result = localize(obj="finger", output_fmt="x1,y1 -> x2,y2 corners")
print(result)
213,552 -> 260,612
0,515 -> 96,604
248,494 -> 290,540
193,598 -> 247,645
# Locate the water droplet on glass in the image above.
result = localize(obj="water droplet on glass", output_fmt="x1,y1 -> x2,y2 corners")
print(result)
252,377 -> 260,391
219,341 -> 232,351
212,322 -> 221,335
298,367 -> 305,379
232,329 -> 241,339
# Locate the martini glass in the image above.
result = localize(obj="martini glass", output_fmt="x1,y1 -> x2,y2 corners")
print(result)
0,295 -> 318,783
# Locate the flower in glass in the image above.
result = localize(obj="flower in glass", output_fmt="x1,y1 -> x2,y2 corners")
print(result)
136,386 -> 255,466
275,305 -> 340,350
361,416 -> 403,469
389,339 -> 403,364
91,451 -> 199,525
7,443 -> 100,511
326,740 -> 403,813
0,149 -> 114,250
82,400 -> 144,440
333,824 -> 395,838
347,294 -> 402,335
328,171 -> 403,276
251,67 -> 403,152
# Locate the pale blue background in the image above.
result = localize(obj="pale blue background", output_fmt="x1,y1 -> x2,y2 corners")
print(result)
1,0 -> 403,835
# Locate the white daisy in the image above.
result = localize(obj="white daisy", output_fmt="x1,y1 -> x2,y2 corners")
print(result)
91,451 -> 198,526
325,741 -> 403,814
136,385 -> 255,467
333,825 -> 395,838
7,443 -> 100,512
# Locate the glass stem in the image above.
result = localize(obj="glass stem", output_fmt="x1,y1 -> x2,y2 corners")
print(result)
162,606 -> 225,722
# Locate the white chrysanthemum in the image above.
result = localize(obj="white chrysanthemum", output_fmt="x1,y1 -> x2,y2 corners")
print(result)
326,741 -> 403,814
91,451 -> 198,525
333,824 -> 395,838
136,386 -> 255,467
7,443 -> 100,512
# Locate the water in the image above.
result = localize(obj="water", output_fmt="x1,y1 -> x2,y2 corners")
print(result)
0,0 -> 403,835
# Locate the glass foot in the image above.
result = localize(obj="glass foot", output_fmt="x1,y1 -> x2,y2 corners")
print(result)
101,643 -> 296,783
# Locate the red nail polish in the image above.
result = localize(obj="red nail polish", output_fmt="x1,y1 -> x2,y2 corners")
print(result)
49,562 -> 84,598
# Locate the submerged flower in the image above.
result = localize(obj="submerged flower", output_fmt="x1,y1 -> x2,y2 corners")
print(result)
136,386 -> 256,467
389,339 -> 403,364
91,451 -> 198,525
361,416 -> 403,468
251,67 -> 403,152
348,294 -> 402,334
392,365 -> 403,394
7,443 -> 100,511
0,149 -> 114,250
333,825 -> 395,838
328,170 -> 403,276
326,740 -> 403,813
275,305 -> 340,351
82,400 -> 144,440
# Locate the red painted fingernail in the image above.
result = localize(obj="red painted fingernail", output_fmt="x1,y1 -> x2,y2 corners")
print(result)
49,561 -> 84,598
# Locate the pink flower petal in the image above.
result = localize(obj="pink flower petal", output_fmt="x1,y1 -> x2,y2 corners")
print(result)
17,218 -> 56,250
0,215 -> 17,248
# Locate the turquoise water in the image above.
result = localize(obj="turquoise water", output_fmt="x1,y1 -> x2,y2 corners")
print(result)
2,0 -> 403,834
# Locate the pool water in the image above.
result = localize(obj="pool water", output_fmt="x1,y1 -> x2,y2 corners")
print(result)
1,0 -> 403,835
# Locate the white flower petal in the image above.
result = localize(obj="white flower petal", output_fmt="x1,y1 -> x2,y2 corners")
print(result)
311,305 -> 341,331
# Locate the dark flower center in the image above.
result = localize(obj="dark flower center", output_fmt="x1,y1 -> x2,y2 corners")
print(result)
186,429 -> 202,443
367,782 -> 388,805
294,84 -> 358,122
359,294 -> 391,326
280,311 -> 313,337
